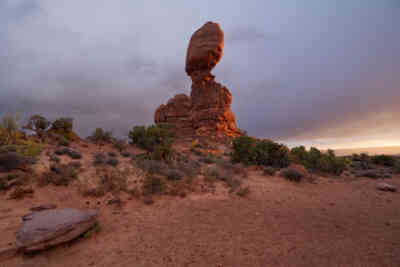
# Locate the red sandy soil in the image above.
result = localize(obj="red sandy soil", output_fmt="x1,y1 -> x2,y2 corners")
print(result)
1,172 -> 400,267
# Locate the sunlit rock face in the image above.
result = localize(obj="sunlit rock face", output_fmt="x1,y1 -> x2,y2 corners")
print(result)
185,21 -> 224,76
155,22 -> 239,138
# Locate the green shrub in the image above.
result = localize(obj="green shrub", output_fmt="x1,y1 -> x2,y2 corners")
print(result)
40,163 -> 78,186
394,161 -> 400,174
106,158 -> 119,167
236,186 -> 250,197
263,167 -> 276,176
176,160 -> 201,178
280,167 -> 304,182
23,115 -> 50,138
135,159 -> 167,175
142,175 -> 164,195
231,136 -> 290,168
0,113 -> 23,146
231,136 -> 257,165
121,151 -> 131,158
112,139 -> 126,152
128,125 -> 175,160
201,154 -> 216,164
291,147 -> 345,175
50,117 -> 74,140
166,169 -> 184,181
108,151 -> 117,157
87,128 -> 113,143
0,152 -> 31,172
93,153 -> 107,165
371,155 -> 396,167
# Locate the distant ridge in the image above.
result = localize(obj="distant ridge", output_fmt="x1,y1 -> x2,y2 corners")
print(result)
333,146 -> 400,156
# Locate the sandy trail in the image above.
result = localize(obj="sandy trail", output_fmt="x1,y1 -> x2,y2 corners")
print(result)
1,174 -> 400,267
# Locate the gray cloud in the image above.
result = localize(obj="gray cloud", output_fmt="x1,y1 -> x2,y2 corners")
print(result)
0,1 -> 399,148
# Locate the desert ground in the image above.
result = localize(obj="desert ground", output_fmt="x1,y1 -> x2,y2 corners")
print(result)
1,159 -> 399,267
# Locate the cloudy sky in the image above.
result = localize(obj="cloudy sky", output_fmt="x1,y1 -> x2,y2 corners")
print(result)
1,0 -> 399,149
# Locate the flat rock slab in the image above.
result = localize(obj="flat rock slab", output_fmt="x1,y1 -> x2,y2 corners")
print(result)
16,208 -> 98,253
377,183 -> 397,192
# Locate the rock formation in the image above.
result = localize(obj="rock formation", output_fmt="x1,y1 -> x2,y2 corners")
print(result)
16,208 -> 98,252
155,22 -> 240,137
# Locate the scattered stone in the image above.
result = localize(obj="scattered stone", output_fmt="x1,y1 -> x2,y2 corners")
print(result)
377,182 -> 397,192
16,208 -> 98,252
30,204 -> 58,212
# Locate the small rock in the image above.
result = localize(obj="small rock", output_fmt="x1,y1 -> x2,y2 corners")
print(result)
16,208 -> 98,252
30,204 -> 58,212
377,182 -> 397,192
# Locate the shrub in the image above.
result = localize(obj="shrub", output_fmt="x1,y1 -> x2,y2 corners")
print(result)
50,154 -> 60,163
112,139 -> 126,152
394,161 -> 400,174
55,147 -> 81,159
23,115 -> 50,139
50,117 -> 74,140
291,147 -> 345,175
40,163 -> 78,186
231,136 -> 290,168
106,158 -> 119,167
87,128 -> 113,143
263,167 -> 276,176
176,160 -> 201,179
166,169 -> 184,181
280,167 -> 304,182
358,170 -> 381,179
201,154 -> 216,164
371,155 -> 396,167
236,186 -> 250,197
11,140 -> 43,158
128,124 -> 175,160
0,152 -> 31,172
93,153 -> 107,165
69,161 -> 82,169
121,151 -> 131,158
190,148 -> 204,156
231,136 -> 257,165
351,153 -> 371,170
8,186 -> 34,200
142,175 -> 164,195
57,137 -> 70,147
0,113 -> 23,146
69,150 -> 82,159
108,151 -> 117,157
135,159 -> 167,175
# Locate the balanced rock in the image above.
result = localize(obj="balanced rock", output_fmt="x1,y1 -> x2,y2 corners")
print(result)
16,208 -> 98,252
185,21 -> 224,76
155,22 -> 240,138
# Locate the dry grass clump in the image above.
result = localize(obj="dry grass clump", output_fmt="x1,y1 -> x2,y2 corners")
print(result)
39,163 -> 79,186
280,167 -> 304,182
236,186 -> 250,197
263,166 -> 276,176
